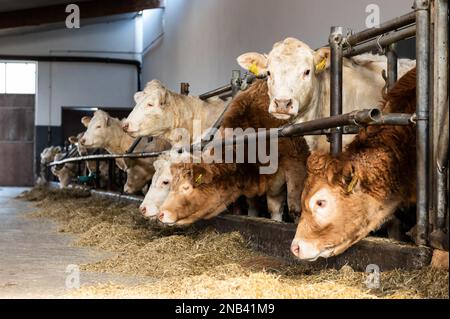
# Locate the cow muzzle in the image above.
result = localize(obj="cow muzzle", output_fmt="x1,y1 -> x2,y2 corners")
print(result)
269,98 -> 299,120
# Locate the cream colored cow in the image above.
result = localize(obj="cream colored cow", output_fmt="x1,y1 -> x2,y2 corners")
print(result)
80,110 -> 171,194
122,79 -> 226,147
238,37 -> 416,151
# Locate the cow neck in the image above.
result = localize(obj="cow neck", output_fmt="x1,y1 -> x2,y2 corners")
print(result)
167,93 -> 196,139
104,119 -> 134,154
294,74 -> 327,124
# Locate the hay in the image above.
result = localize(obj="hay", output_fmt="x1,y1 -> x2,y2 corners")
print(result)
20,186 -> 449,299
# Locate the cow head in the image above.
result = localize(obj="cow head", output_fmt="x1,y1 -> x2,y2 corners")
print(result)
139,157 -> 172,218
157,162 -> 232,226
122,79 -> 172,138
40,146 -> 61,165
124,164 -> 151,195
79,110 -> 114,148
291,152 -> 399,261
238,38 -> 330,120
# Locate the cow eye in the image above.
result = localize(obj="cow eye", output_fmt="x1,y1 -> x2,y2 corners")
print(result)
266,71 -> 271,76
96,125 -> 101,129
304,69 -> 311,76
147,103 -> 153,107
316,199 -> 326,208
162,180 -> 169,185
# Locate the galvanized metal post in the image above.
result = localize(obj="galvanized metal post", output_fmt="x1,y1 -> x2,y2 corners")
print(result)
95,159 -> 100,189
329,26 -> 345,155
386,43 -> 398,91
231,70 -> 241,97
180,82 -> 190,95
414,0 -> 431,246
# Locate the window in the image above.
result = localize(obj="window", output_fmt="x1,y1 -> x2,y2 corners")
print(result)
0,62 -> 36,94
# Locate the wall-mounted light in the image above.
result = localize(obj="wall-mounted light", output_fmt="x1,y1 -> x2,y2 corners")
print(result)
137,10 -> 143,16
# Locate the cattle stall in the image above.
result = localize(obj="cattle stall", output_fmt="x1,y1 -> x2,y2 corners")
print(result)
46,0 -> 449,271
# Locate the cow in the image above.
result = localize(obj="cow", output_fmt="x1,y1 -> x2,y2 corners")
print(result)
122,79 -> 226,147
156,79 -> 309,225
51,152 -> 77,188
290,68 -> 418,261
68,134 -> 109,188
237,37 -> 416,151
139,151 -> 186,218
80,110 -> 171,194
36,146 -> 62,185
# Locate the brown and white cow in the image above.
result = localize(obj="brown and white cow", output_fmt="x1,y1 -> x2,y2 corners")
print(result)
51,152 -> 77,188
238,37 -> 416,151
157,80 -> 309,225
122,79 -> 226,147
290,68 -> 417,261
80,110 -> 171,194
37,146 -> 62,185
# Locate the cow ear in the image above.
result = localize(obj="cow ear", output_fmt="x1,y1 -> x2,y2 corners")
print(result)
237,52 -> 268,76
134,91 -> 145,103
192,165 -> 213,186
81,116 -> 91,127
68,136 -> 78,144
341,163 -> 359,193
105,115 -> 111,127
54,146 -> 62,153
313,47 -> 331,74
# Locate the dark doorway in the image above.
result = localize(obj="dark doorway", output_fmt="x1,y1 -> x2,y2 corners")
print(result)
0,94 -> 35,186
61,107 -> 132,146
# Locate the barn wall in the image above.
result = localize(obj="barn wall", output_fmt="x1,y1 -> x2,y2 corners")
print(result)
0,17 -> 143,181
142,0 -> 413,95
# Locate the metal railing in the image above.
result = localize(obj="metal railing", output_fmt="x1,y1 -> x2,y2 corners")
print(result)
47,0 -> 448,250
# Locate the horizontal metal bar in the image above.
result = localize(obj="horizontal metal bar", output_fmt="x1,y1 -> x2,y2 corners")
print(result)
344,25 -> 416,57
346,11 -> 416,46
198,84 -> 232,100
49,110 -> 414,166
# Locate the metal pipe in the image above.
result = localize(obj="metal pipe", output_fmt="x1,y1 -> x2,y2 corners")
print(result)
436,105 -> 449,230
346,11 -> 416,46
329,26 -> 345,155
344,25 -> 416,57
386,43 -> 398,91
126,137 -> 143,154
199,84 -> 232,101
180,82 -> 190,95
432,0 -> 449,233
414,0 -> 431,246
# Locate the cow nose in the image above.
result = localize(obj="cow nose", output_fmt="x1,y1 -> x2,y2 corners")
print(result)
122,122 -> 129,132
290,240 -> 301,258
139,206 -> 146,216
79,138 -> 86,145
274,98 -> 293,112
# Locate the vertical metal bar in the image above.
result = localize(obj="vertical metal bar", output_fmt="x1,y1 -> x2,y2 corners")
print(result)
386,43 -> 398,91
329,26 -> 344,155
414,0 -> 431,246
107,159 -> 114,190
180,82 -> 190,95
432,0 -> 449,234
95,159 -> 100,189
231,70 -> 241,97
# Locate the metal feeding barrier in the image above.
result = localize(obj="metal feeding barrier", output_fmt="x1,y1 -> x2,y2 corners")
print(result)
48,0 -> 448,251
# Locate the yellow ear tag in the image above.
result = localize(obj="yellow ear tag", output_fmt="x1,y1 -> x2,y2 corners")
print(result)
315,58 -> 327,74
248,63 -> 259,76
346,175 -> 358,193
194,174 -> 203,185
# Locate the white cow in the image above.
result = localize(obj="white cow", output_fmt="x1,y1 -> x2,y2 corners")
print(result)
238,37 -> 416,151
80,110 -> 171,194
122,79 -> 226,147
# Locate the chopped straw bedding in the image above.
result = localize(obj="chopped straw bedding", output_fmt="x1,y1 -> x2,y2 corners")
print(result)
18,186 -> 449,299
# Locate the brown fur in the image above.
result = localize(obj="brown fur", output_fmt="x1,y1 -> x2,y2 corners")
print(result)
293,68 -> 417,258
160,80 -> 310,225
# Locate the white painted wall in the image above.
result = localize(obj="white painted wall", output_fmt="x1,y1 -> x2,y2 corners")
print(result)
143,0 -> 413,95
0,18 -> 141,126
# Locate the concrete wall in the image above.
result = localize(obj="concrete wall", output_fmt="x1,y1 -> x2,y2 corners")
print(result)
142,0 -> 413,95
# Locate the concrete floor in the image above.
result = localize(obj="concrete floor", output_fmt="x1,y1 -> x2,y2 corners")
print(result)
0,187 -> 149,298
